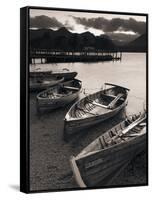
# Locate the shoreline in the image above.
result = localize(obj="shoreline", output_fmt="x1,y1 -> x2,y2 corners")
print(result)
30,93 -> 147,191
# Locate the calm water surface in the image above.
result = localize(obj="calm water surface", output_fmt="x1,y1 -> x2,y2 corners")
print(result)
30,53 -> 146,115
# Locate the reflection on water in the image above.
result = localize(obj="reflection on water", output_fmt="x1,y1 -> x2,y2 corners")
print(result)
30,53 -> 146,115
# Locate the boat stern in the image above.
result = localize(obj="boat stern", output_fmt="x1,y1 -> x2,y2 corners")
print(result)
63,117 -> 75,141
70,156 -> 86,188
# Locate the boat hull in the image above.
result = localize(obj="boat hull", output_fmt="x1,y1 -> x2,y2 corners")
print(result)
30,77 -> 64,92
64,100 -> 127,138
36,79 -> 82,110
71,134 -> 146,187
30,71 -> 77,80
70,113 -> 147,187
64,83 -> 129,139
37,91 -> 80,110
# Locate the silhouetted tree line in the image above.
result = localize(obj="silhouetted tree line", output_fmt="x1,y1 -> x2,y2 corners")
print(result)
30,27 -> 117,51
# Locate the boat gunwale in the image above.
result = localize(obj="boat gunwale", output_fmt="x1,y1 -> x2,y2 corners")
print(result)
75,129 -> 146,161
105,83 -> 130,91
30,70 -> 78,76
30,76 -> 64,90
70,156 -> 87,188
75,115 -> 146,160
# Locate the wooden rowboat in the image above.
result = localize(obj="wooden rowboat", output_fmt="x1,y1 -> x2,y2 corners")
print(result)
30,69 -> 77,80
36,79 -> 82,110
64,83 -> 130,139
70,112 -> 147,187
30,76 -> 64,92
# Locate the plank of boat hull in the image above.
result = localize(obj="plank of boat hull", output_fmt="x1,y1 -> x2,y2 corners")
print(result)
75,101 -> 111,119
76,106 -> 99,116
83,151 -> 136,178
80,145 -> 145,187
77,139 -> 145,186
98,161 -> 130,186
77,135 -> 145,171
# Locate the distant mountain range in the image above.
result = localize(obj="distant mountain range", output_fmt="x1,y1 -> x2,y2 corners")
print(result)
119,33 -> 147,52
30,27 -> 147,52
107,33 -> 139,46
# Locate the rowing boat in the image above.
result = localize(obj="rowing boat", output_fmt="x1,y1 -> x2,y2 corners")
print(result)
64,83 -> 130,139
36,79 -> 82,110
29,76 -> 64,92
70,112 -> 146,187
30,68 -> 77,80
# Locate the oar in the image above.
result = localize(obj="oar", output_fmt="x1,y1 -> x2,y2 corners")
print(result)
122,126 -> 146,137
122,115 -> 146,135
63,86 -> 79,91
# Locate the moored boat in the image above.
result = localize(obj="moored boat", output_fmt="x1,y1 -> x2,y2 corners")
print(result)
70,112 -> 147,187
30,76 -> 64,92
36,79 -> 82,110
64,83 -> 130,139
30,68 -> 77,80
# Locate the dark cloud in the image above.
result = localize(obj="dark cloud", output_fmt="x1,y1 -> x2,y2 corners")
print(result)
73,16 -> 146,34
30,15 -> 73,31
30,15 -> 64,29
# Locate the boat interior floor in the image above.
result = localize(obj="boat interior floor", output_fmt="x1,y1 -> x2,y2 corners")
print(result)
74,94 -> 124,119
39,87 -> 75,99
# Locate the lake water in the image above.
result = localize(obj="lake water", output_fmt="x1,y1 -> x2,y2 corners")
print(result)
30,53 -> 147,115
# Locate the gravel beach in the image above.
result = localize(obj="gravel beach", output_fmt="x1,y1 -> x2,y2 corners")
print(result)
30,92 -> 147,192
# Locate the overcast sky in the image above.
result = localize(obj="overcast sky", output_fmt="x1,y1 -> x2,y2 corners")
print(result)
30,9 -> 146,36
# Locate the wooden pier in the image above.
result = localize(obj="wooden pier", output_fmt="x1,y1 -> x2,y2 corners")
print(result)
30,49 -> 122,64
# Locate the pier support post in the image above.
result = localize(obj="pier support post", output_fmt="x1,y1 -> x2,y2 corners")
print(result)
33,58 -> 35,64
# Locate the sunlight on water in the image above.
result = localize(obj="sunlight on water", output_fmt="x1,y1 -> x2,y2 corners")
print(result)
30,53 -> 146,115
